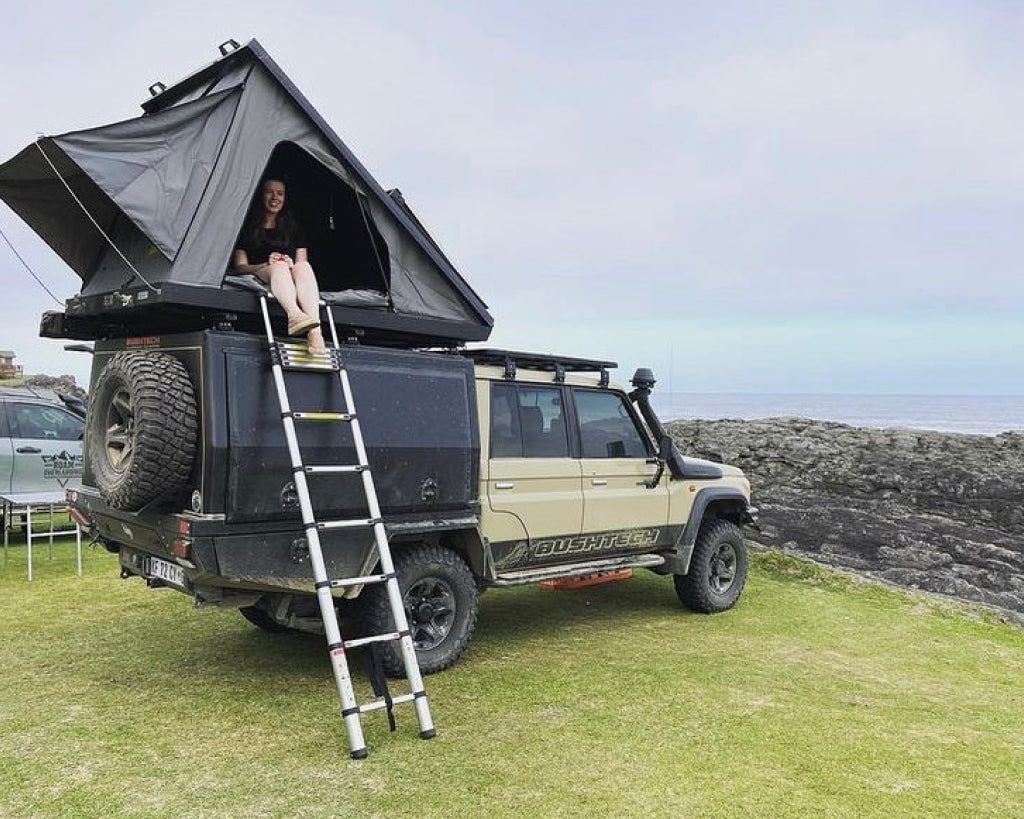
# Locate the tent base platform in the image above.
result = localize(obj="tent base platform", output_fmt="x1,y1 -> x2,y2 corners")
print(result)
42,282 -> 486,348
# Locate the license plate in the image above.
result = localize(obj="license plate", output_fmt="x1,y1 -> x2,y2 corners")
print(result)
145,555 -> 186,589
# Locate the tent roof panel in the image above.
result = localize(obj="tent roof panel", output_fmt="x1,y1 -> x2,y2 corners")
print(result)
145,40 -> 490,317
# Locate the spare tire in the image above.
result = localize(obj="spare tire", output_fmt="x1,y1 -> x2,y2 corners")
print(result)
85,351 -> 198,511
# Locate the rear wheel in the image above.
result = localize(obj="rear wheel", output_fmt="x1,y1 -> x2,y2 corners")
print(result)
360,544 -> 479,676
85,351 -> 197,510
674,517 -> 748,613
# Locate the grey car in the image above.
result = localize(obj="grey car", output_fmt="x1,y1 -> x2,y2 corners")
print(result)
0,390 -> 84,494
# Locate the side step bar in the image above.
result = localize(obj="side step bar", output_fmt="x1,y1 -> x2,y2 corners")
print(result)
488,553 -> 667,587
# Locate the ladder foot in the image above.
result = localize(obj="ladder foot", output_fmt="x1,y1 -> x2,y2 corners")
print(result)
350,747 -> 369,760
420,729 -> 437,740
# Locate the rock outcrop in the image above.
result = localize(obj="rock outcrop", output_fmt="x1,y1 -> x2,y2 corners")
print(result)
667,418 -> 1024,619
22,373 -> 87,400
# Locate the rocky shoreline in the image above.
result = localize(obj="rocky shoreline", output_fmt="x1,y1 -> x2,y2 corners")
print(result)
666,418 -> 1024,623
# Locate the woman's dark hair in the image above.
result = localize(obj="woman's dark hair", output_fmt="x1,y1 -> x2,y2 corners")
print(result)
243,177 -> 299,248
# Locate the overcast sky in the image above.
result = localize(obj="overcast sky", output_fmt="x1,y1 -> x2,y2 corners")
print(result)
1,1 -> 1021,394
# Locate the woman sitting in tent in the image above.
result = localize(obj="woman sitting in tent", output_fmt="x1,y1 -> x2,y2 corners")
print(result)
233,177 -> 326,353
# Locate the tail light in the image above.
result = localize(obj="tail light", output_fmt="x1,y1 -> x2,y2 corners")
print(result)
65,489 -> 92,529
68,506 -> 92,529
172,517 -> 192,560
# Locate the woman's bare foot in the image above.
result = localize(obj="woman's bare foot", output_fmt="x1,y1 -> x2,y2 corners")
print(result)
307,327 -> 327,354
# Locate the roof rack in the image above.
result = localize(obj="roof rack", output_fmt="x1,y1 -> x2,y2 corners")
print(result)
463,348 -> 616,385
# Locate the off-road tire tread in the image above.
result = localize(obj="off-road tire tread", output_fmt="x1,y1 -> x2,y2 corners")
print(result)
359,543 -> 479,677
674,517 -> 748,613
86,351 -> 197,511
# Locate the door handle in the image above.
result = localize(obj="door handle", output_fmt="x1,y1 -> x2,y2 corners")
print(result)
16,447 -> 41,454
494,482 -> 515,490
591,479 -> 607,486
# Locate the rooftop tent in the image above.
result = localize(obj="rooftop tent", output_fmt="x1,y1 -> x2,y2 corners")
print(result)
0,40 -> 492,346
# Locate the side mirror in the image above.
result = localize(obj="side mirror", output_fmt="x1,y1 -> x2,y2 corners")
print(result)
642,437 -> 672,489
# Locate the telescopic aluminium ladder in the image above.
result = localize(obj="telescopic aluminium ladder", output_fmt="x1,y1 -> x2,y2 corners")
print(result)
258,295 -> 436,759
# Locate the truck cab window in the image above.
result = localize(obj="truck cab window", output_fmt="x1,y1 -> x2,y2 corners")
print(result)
489,383 -> 569,458
573,389 -> 650,459
490,383 -> 522,458
517,386 -> 569,458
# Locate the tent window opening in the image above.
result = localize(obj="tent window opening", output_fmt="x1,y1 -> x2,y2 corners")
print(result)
233,141 -> 390,294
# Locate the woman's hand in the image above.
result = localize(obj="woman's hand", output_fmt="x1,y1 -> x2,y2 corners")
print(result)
269,252 -> 294,266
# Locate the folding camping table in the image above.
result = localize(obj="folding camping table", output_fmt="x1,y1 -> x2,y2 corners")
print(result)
1,490 -> 82,580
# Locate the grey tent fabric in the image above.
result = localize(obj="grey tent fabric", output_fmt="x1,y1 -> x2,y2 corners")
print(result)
170,66 -> 357,287
0,90 -> 240,283
0,140 -> 121,279
0,39 -> 492,342
55,88 -> 241,260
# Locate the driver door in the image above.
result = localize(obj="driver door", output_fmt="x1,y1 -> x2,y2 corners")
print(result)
573,388 -> 669,539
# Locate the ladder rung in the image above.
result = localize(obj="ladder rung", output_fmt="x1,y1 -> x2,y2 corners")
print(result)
318,517 -> 380,531
274,344 -> 340,371
292,411 -> 354,422
278,341 -> 327,352
344,631 -> 401,649
329,573 -> 390,588
305,464 -> 367,474
359,692 -> 417,713
282,361 -> 338,372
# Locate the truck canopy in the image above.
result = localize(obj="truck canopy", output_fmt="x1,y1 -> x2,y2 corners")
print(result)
0,40 -> 492,347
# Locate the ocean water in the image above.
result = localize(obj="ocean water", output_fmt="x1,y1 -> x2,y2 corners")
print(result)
651,393 -> 1024,436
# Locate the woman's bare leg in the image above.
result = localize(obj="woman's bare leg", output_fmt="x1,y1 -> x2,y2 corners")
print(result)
291,261 -> 321,319
291,260 -> 326,352
263,261 -> 304,320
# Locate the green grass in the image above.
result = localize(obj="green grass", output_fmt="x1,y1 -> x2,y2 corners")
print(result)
1,543 -> 1022,818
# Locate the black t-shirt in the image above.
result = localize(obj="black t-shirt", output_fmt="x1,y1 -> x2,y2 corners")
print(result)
238,222 -> 307,265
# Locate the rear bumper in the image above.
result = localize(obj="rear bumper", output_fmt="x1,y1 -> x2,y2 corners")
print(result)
73,486 -> 480,598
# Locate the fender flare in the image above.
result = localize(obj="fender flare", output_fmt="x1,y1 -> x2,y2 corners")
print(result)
665,486 -> 752,575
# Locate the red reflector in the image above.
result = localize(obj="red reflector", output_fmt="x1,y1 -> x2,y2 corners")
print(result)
177,517 -> 190,535
171,538 -> 192,560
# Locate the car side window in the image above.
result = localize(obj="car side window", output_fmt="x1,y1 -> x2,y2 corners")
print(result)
573,389 -> 650,459
490,383 -> 523,457
517,385 -> 569,458
489,383 -> 570,458
10,403 -> 84,441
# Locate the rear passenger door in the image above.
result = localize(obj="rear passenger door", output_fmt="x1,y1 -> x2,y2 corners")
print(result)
8,401 -> 84,493
573,388 -> 669,544
484,382 -> 583,569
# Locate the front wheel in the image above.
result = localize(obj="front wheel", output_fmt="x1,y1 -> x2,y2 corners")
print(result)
674,518 -> 748,613
359,544 -> 479,677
